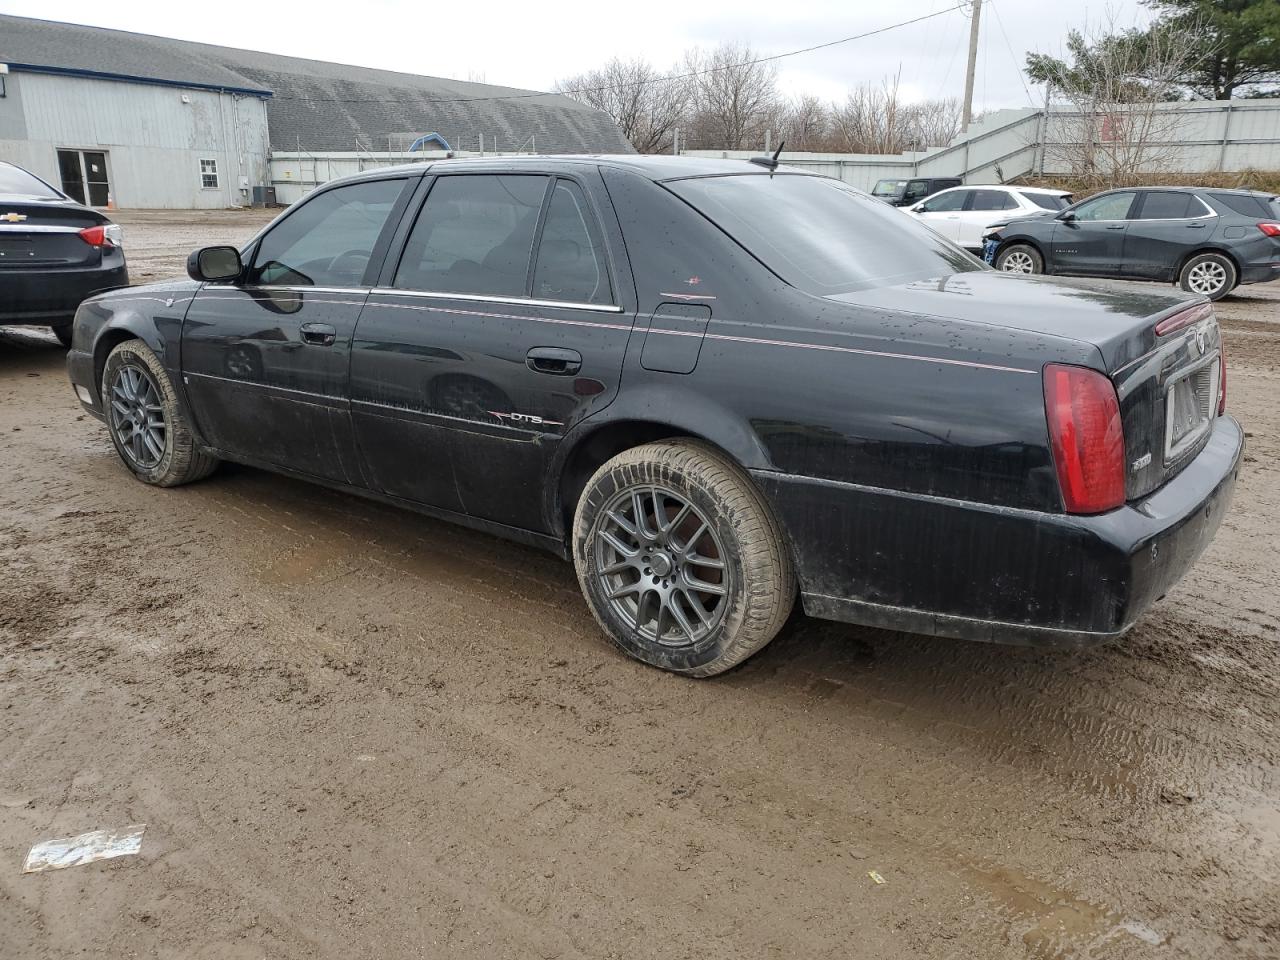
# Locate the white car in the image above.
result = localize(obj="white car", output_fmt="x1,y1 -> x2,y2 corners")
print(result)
905,185 -> 1072,252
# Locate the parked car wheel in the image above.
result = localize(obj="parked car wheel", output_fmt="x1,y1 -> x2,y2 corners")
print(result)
1179,253 -> 1237,301
995,243 -> 1044,274
52,324 -> 73,349
572,440 -> 795,677
102,339 -> 220,487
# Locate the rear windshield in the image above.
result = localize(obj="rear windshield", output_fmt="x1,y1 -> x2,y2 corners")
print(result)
1209,191 -> 1279,219
0,164 -> 62,198
1027,193 -> 1071,210
872,179 -> 907,197
668,174 -> 982,296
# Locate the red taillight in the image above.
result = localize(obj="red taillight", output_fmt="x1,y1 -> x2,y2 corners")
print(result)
1043,363 -> 1126,514
1154,301 -> 1213,336
77,225 -> 106,246
1258,222 -> 1280,238
1218,340 -> 1227,415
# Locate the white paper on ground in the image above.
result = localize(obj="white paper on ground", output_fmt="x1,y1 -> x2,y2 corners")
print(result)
22,824 -> 146,873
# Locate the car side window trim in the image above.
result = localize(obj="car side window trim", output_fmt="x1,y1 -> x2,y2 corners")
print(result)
384,170 -> 623,310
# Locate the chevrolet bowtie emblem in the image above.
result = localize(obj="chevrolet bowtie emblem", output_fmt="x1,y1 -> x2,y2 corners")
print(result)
1,212 -> 28,223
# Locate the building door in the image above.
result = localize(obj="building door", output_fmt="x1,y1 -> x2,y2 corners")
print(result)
56,149 -> 111,207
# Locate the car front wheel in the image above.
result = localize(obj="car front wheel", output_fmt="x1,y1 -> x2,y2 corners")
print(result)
995,243 -> 1044,274
572,440 -> 795,677
1179,253 -> 1236,301
102,339 -> 220,487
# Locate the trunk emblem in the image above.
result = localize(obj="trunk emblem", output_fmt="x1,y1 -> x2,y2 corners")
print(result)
1,212 -> 28,223
1131,452 -> 1152,473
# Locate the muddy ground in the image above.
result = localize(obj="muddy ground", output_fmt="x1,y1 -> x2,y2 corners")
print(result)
1,210 -> 1278,960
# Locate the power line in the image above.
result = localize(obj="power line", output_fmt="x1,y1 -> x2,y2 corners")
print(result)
988,0 -> 1037,107
274,4 -> 971,105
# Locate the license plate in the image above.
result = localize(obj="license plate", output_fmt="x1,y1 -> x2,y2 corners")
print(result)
1165,357 -> 1219,461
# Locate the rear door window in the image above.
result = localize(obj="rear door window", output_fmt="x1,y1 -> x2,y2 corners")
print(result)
1027,193 -> 1070,210
394,174 -> 548,297
249,178 -> 407,287
970,190 -> 1017,211
531,179 -> 612,305
1136,192 -> 1196,220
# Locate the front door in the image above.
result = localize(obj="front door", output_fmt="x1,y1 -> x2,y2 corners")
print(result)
957,188 -> 1018,250
1051,191 -> 1137,276
57,149 -> 111,207
182,176 -> 412,483
351,171 -> 632,531
912,189 -> 969,244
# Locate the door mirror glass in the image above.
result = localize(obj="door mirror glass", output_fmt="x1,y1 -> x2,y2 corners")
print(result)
188,245 -> 242,282
1057,211 -> 1076,222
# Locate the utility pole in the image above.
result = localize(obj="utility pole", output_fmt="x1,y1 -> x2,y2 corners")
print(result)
961,0 -> 983,133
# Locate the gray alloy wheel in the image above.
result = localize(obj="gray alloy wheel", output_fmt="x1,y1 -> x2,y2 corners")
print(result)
1179,253 -> 1236,301
573,440 -> 795,677
995,243 -> 1044,274
101,339 -> 220,487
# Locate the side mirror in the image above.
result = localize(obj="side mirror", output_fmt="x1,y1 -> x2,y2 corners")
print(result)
1057,211 -> 1077,223
187,245 -> 243,282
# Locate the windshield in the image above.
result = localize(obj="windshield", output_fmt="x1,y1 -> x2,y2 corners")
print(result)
1028,193 -> 1071,211
667,174 -> 982,296
871,179 -> 907,197
0,164 -> 62,199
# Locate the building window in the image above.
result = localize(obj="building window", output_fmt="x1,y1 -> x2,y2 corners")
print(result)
200,159 -> 219,189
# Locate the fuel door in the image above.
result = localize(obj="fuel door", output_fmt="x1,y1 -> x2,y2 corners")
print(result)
640,302 -> 713,375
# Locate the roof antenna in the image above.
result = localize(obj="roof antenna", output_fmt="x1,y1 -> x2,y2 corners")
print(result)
749,140 -> 786,173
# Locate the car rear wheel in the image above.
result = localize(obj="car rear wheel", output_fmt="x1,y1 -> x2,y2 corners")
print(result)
102,339 -> 220,487
995,243 -> 1044,274
51,324 -> 73,349
572,440 -> 795,677
1179,253 -> 1236,301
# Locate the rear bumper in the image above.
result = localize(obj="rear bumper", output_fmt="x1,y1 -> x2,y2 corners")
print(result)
753,414 -> 1243,648
1238,261 -> 1280,285
0,261 -> 128,323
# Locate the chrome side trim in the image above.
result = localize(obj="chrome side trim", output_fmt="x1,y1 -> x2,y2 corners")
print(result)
211,284 -> 370,295
371,287 -> 624,314
184,370 -> 342,404
365,299 -> 634,332
0,224 -> 83,234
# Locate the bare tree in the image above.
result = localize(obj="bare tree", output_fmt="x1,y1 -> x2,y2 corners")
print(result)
832,75 -> 908,153
908,98 -> 963,150
777,94 -> 831,152
554,58 -> 691,153
1035,17 -> 1205,188
684,42 -> 780,151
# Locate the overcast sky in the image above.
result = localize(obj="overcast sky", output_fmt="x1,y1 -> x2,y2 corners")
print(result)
0,0 -> 1154,111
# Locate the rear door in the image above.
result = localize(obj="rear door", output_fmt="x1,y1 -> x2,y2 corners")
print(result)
352,169 -> 633,531
182,176 -> 413,483
1051,191 -> 1136,276
1122,191 -> 1215,280
957,189 -> 1018,249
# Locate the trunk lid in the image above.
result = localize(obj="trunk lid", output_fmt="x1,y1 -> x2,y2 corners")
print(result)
828,271 -> 1222,500
0,197 -> 106,270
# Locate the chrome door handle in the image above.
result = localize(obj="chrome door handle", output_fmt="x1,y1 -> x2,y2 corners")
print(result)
1105,224 -> 1126,231
300,322 -> 337,346
527,346 -> 582,376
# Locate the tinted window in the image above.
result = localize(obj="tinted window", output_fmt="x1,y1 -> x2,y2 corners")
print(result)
0,163 -> 61,198
667,174 -> 981,296
1208,192 -> 1273,218
1071,192 -> 1136,222
902,180 -> 933,201
872,179 -> 907,197
250,179 -> 405,286
971,190 -> 1017,211
532,180 -> 611,304
1027,193 -> 1070,210
395,175 -> 548,296
920,190 -> 967,212
1137,192 -> 1195,220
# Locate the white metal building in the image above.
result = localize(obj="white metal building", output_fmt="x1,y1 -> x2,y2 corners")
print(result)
0,15 -> 631,209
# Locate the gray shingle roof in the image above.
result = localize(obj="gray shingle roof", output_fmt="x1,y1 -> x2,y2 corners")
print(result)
0,15 -> 634,154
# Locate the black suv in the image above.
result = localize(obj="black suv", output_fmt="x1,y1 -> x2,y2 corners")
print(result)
872,176 -> 963,206
985,186 -> 1280,300
67,157 -> 1240,677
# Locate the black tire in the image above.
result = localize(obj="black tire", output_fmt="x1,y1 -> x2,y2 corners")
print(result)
995,243 -> 1044,275
51,324 -> 73,349
101,339 -> 220,487
1179,252 -> 1237,301
572,440 -> 795,677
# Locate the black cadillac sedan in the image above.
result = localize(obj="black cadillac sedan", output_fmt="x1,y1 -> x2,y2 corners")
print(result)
985,185 -> 1280,301
66,157 -> 1242,677
0,160 -> 128,346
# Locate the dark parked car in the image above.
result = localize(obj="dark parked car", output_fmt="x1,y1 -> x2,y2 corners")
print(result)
0,160 -> 127,345
872,176 -> 963,206
66,157 -> 1241,677
985,186 -> 1280,301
